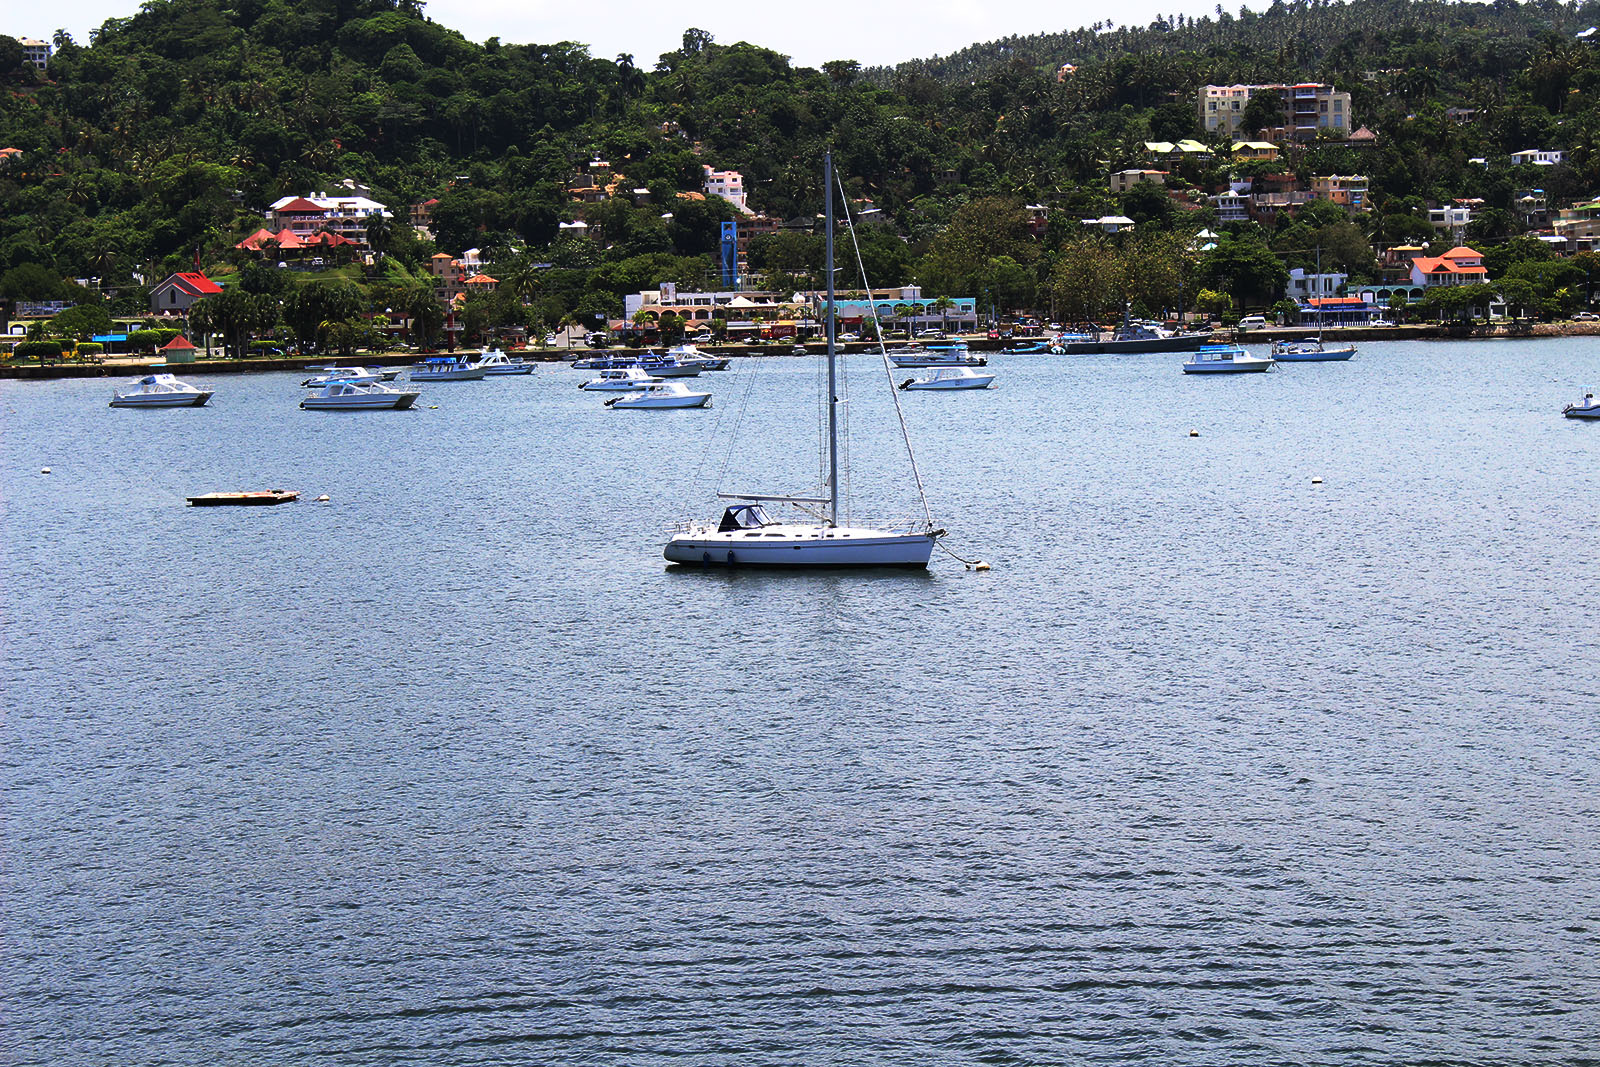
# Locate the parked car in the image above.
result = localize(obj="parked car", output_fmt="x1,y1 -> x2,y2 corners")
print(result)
1573,311 -> 1598,321
1237,315 -> 1268,329
1369,318 -> 1397,327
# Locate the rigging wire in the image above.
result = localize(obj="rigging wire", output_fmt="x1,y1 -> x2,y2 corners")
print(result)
833,169 -> 936,534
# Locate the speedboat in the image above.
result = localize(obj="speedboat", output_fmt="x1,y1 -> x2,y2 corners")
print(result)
410,355 -> 486,381
302,366 -> 389,387
579,366 -> 665,391
474,349 -> 534,375
1271,338 -> 1356,361
301,380 -> 420,410
1563,392 -> 1600,419
1182,343 -> 1275,374
109,373 -> 213,407
1002,340 -> 1053,355
899,367 -> 996,390
604,381 -> 712,409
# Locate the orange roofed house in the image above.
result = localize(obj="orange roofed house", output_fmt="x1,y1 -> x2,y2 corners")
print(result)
1409,246 -> 1489,288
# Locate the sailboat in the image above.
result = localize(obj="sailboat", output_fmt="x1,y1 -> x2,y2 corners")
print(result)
662,152 -> 943,568
1272,248 -> 1357,361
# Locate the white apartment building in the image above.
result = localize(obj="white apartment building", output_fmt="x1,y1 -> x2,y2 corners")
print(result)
266,192 -> 392,249
19,37 -> 51,68
1199,83 -> 1351,142
702,166 -> 750,212
1287,269 -> 1348,300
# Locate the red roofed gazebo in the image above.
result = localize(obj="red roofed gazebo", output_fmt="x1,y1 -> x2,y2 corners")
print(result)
159,334 -> 198,364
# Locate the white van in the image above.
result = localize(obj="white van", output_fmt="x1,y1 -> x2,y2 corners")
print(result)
1237,315 -> 1268,329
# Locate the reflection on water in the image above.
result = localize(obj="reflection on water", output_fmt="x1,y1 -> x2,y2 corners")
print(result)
4,339 -> 1599,1064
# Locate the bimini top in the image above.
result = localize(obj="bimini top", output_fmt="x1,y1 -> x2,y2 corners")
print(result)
717,503 -> 777,531
139,374 -> 180,385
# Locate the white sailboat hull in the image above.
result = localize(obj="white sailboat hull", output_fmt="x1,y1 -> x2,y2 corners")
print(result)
663,523 -> 936,567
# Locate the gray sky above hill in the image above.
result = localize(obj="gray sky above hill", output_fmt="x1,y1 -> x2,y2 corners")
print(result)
37,0 -> 1198,69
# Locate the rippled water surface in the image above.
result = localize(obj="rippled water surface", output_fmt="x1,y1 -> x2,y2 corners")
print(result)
4,339 -> 1599,1065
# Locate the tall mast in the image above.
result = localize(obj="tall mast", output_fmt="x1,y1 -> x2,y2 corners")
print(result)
824,150 -> 839,528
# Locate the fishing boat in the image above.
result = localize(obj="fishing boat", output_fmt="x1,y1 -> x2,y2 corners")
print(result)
109,373 -> 213,407
1182,343 -> 1275,374
1563,392 -> 1600,419
899,367 -> 996,390
301,380 -> 420,410
474,349 -> 534,375
663,153 -> 942,568
604,382 -> 712,409
410,355 -> 486,381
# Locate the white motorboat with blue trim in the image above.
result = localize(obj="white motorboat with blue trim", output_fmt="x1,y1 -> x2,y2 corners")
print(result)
109,373 -> 213,407
410,355 -> 486,381
663,153 -> 942,569
302,366 -> 391,387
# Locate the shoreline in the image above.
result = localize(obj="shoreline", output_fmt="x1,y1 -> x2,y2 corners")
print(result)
3,322 -> 1596,380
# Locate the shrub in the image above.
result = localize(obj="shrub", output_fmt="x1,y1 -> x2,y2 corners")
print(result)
76,342 -> 105,356
16,340 -> 66,360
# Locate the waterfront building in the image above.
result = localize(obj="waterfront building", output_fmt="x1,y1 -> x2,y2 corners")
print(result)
1409,246 -> 1490,288
1287,269 -> 1349,301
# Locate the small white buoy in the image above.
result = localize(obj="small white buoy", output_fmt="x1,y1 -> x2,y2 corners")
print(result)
1311,476 -> 1323,485
316,494 -> 330,502
1189,429 -> 1199,437
974,561 -> 991,571
429,405 -> 439,409
41,467 -> 52,474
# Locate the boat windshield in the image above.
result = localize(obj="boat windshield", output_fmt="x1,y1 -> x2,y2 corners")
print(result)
718,504 -> 775,531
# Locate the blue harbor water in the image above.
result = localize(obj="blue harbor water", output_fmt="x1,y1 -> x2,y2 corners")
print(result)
3,338 -> 1599,1064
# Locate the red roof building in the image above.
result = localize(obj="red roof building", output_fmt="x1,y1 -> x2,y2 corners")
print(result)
1409,246 -> 1489,287
150,272 -> 224,315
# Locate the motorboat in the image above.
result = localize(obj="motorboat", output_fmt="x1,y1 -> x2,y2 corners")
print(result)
637,353 -> 702,378
1272,338 -> 1356,361
579,367 -> 665,391
570,352 -> 639,370
888,342 -> 988,368
665,343 -> 730,371
473,349 -> 534,375
1002,340 -> 1054,354
1563,392 -> 1600,419
302,366 -> 389,387
1182,343 -> 1275,374
109,373 -> 213,407
899,367 -> 996,390
301,380 -> 420,410
663,153 -> 941,569
410,355 -> 486,381
604,381 -> 712,409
